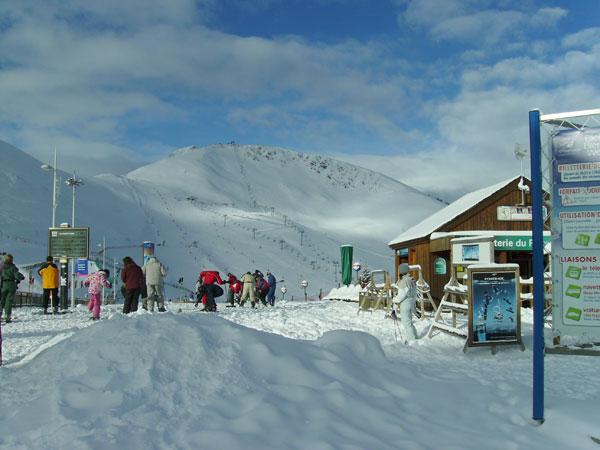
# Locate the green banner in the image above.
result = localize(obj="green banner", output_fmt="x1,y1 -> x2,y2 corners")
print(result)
340,245 -> 353,285
494,235 -> 550,251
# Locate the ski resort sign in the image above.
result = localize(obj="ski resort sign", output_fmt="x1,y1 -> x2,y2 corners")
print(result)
48,227 -> 89,259
552,128 -> 600,338
466,264 -> 523,352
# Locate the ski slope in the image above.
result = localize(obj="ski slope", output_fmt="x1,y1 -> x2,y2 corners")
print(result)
0,140 -> 443,297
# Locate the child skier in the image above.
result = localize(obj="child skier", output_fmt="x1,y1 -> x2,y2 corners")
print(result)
84,269 -> 112,320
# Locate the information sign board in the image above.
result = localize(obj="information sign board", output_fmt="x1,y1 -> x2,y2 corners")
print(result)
467,264 -> 522,349
552,129 -> 600,338
451,236 -> 494,265
74,259 -> 89,277
48,227 -> 89,259
493,235 -> 551,251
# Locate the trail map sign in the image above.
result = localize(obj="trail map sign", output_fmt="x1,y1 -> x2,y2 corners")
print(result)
552,128 -> 600,338
467,264 -> 523,352
48,227 -> 89,259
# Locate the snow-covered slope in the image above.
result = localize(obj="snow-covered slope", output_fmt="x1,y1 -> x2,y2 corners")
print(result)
0,141 -> 444,297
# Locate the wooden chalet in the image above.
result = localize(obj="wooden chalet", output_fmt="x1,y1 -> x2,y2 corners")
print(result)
388,176 -> 548,300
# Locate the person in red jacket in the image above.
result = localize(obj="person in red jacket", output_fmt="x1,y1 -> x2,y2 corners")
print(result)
256,276 -> 270,307
196,270 -> 223,312
121,256 -> 144,314
224,272 -> 242,307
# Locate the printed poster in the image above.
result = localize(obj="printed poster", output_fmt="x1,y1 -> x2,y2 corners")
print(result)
552,128 -> 600,335
468,268 -> 520,346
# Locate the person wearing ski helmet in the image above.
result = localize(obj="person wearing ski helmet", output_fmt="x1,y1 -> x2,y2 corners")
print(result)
392,263 -> 418,342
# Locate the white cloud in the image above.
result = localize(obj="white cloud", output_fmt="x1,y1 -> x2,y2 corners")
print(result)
562,27 -> 600,49
0,2 -> 418,175
399,0 -> 567,46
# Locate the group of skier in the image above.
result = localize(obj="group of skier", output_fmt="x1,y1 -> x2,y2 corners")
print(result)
195,269 -> 277,312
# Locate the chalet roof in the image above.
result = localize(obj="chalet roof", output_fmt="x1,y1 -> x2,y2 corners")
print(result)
388,175 -> 523,247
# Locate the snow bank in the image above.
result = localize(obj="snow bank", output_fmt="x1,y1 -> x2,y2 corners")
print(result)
1,306 -> 599,449
323,284 -> 363,302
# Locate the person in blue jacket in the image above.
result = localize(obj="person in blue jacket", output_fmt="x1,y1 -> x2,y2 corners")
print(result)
266,271 -> 277,306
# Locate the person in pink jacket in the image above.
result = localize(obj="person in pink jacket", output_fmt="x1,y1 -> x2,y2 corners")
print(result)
84,269 -> 112,320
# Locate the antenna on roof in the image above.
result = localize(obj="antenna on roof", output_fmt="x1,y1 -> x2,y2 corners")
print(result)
514,144 -> 529,205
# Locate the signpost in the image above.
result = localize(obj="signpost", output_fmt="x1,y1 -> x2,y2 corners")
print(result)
142,241 -> 155,265
466,264 -> 524,354
74,259 -> 89,277
48,226 -> 89,309
48,227 -> 89,259
300,280 -> 308,301
528,108 -> 600,423
551,128 -> 600,337
352,261 -> 361,284
497,205 -> 548,221
493,235 -> 551,251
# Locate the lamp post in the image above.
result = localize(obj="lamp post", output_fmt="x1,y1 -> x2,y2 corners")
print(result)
300,280 -> 308,302
40,147 -> 58,228
66,174 -> 83,308
281,285 -> 287,301
65,173 -> 83,227
97,237 -> 106,304
113,260 -> 118,304
333,261 -> 339,284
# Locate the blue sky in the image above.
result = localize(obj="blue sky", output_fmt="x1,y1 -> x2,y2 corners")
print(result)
1,0 -> 599,195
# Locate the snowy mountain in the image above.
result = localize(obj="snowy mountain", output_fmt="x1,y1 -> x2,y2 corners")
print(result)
0,140 -> 444,297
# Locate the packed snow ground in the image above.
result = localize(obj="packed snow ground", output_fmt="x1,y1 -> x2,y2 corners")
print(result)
1,301 -> 599,449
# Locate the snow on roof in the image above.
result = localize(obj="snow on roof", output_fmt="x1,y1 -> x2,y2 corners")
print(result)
388,176 -> 522,246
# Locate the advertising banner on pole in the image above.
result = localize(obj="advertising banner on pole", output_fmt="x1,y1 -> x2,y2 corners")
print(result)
552,128 -> 600,338
142,241 -> 155,265
467,264 -> 523,350
74,259 -> 88,277
340,245 -> 353,286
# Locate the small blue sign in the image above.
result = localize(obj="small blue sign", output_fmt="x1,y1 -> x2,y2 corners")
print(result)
75,259 -> 88,276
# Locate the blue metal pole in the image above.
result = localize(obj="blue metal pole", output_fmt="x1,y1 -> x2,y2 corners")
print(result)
529,109 -> 545,423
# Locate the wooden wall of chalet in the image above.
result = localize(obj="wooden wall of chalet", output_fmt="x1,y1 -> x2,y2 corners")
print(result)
443,187 -> 532,234
394,180 -> 537,301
